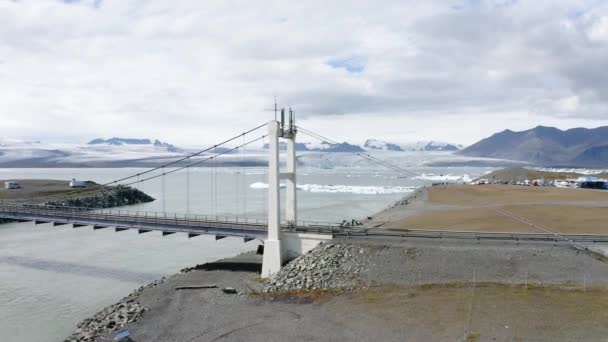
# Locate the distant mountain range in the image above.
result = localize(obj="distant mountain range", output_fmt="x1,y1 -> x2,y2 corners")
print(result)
364,139 -> 462,152
0,135 -> 469,168
263,139 -> 462,153
88,137 -> 181,152
263,141 -> 365,152
0,137 -> 186,167
459,126 -> 608,166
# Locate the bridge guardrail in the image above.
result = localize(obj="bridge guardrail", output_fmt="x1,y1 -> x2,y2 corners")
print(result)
0,203 -> 271,230
0,202 -> 346,230
0,203 -> 346,233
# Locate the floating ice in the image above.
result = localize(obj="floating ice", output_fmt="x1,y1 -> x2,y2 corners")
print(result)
298,184 -> 416,194
250,182 -> 416,194
249,182 -> 286,189
413,173 -> 473,183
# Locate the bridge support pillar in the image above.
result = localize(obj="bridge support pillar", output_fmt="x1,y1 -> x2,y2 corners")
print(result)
285,126 -> 297,226
262,120 -> 283,278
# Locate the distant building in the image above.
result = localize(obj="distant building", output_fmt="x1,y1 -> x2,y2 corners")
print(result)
69,179 -> 88,188
4,181 -> 21,189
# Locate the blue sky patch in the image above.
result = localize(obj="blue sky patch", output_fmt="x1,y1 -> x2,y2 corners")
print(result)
327,56 -> 366,73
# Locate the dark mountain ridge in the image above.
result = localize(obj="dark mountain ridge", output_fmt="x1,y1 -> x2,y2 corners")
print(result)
459,126 -> 608,166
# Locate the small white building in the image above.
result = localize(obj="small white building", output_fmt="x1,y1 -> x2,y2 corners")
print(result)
4,181 -> 21,189
69,179 -> 88,188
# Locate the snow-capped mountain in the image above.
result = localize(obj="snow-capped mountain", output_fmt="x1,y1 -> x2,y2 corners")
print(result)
88,137 -> 181,152
363,139 -> 462,152
363,139 -> 404,152
0,138 -> 42,148
0,137 -> 186,167
263,141 -> 365,152
304,141 -> 365,153
0,134 -> 466,168
401,141 -> 463,152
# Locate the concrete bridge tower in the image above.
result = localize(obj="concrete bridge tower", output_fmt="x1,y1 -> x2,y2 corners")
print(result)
261,109 -> 298,278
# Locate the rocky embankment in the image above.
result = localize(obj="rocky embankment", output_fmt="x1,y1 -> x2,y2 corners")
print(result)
65,277 -> 167,342
264,243 -> 370,292
46,184 -> 154,208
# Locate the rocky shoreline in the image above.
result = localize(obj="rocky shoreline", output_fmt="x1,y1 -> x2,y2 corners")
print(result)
65,284 -> 152,342
64,252 -> 260,342
64,271 -> 182,342
65,242 -> 370,342
263,243 -> 370,292
45,184 -> 154,208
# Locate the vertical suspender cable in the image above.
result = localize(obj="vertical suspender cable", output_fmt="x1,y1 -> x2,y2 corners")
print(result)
243,134 -> 247,218
186,160 -> 190,216
161,167 -> 166,213
262,135 -> 267,220
235,150 -> 240,220
211,150 -> 215,218
208,153 -> 212,217
213,145 -> 217,218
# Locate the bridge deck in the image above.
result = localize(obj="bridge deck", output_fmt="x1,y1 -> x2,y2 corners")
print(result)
1,204 -> 607,244
0,204 -> 274,239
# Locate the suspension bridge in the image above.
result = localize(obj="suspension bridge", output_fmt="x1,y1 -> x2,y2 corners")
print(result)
1,108 -> 604,277
0,109 -> 378,277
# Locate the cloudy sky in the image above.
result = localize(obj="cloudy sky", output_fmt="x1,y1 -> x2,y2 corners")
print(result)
1,0 -> 608,147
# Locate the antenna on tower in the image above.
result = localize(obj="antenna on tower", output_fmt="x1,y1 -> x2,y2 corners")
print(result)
289,107 -> 294,131
264,97 -> 279,121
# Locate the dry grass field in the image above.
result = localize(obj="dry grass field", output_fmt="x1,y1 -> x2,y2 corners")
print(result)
391,185 -> 608,234
352,284 -> 608,341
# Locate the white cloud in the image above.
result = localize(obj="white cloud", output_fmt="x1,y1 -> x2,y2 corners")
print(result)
556,95 -> 580,113
1,0 -> 608,147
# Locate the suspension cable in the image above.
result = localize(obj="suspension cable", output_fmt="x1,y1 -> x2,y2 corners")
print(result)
11,123 -> 269,203
117,135 -> 267,189
32,135 -> 267,208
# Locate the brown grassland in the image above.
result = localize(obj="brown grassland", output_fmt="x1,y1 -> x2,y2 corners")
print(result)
392,185 -> 608,234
